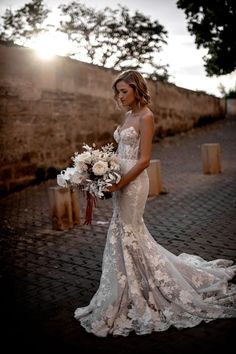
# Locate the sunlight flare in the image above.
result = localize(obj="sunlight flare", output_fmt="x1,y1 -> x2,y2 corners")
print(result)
28,31 -> 73,60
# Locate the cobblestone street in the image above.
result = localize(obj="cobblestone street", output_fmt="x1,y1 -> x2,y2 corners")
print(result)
1,116 -> 236,354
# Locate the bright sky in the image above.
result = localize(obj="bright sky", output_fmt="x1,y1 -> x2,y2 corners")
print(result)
1,0 -> 235,97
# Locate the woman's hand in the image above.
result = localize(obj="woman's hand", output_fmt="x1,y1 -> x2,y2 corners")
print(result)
107,183 -> 119,193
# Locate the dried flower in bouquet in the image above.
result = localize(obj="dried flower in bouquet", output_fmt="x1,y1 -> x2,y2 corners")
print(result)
57,143 -> 121,224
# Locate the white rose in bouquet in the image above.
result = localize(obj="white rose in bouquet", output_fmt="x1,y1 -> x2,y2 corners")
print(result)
76,151 -> 92,164
110,157 -> 120,171
71,171 -> 87,185
75,161 -> 88,173
92,161 -> 109,176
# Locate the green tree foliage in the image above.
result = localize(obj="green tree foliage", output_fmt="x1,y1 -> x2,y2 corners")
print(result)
218,83 -> 236,98
0,0 -> 169,81
176,0 -> 236,76
0,0 -> 50,44
59,2 -> 169,80
225,90 -> 236,98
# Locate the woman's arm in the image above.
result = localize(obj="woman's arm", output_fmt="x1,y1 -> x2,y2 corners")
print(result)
109,112 -> 154,192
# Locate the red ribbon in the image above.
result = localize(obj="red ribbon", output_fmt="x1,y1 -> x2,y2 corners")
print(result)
83,191 -> 96,225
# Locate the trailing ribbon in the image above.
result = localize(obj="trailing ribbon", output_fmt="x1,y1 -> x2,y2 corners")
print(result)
84,191 -> 96,225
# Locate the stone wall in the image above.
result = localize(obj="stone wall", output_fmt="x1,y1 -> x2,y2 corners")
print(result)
0,42 -> 226,195
226,98 -> 236,116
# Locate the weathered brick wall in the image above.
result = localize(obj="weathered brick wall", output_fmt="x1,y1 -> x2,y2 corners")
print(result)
150,81 -> 225,136
0,42 -> 225,194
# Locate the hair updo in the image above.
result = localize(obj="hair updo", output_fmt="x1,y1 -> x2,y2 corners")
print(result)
112,70 -> 150,106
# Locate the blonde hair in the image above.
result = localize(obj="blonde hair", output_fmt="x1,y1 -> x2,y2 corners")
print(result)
112,70 -> 150,107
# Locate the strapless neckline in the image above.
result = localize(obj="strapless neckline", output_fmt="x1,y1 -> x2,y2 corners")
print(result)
117,125 -> 139,136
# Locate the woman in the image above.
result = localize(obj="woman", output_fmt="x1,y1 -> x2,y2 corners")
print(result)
74,70 -> 236,337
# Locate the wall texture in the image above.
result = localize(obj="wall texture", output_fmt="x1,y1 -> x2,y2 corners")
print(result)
226,99 -> 236,116
0,42 -> 226,194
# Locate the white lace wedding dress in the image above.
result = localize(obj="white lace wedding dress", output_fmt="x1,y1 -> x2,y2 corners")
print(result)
74,126 -> 236,337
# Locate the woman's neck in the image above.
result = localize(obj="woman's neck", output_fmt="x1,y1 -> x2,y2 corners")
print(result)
129,104 -> 146,115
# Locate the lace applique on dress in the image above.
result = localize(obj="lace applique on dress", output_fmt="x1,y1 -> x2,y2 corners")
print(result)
74,126 -> 236,337
114,126 -> 140,161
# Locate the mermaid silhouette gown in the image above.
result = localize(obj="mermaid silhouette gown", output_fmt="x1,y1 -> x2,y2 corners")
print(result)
74,125 -> 236,337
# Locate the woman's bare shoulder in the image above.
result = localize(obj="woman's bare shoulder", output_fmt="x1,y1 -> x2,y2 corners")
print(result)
140,108 -> 154,124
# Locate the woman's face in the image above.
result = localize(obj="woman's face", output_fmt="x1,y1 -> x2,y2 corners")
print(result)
116,80 -> 136,107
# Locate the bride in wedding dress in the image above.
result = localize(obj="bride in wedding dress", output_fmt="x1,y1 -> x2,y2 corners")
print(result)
74,70 -> 236,337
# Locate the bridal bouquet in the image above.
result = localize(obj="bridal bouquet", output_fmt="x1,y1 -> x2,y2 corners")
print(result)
57,142 -> 121,225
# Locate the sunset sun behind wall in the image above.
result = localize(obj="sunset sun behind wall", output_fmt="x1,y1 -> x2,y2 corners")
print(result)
28,31 -> 73,59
